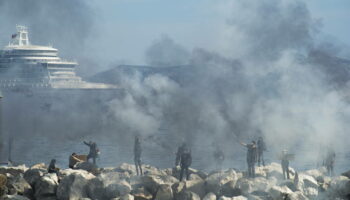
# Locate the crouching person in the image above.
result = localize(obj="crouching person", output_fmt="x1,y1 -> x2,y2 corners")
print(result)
69,153 -> 84,169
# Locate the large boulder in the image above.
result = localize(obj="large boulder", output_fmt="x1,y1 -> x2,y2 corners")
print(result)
218,196 -> 247,200
142,165 -> 167,176
304,167 -> 327,180
0,165 -> 28,177
131,186 -> 153,200
86,177 -> 107,200
34,173 -> 59,200
23,168 -> 46,186
141,174 -> 178,195
235,177 -> 274,195
105,180 -> 132,199
56,169 -> 95,200
75,162 -> 98,173
324,176 -> 350,199
185,176 -> 206,198
116,163 -> 137,175
288,191 -> 308,200
220,180 -> 242,197
155,184 -> 173,200
268,186 -> 293,200
205,169 -> 238,195
175,190 -> 200,200
6,173 -> 32,196
30,163 -> 46,170
341,169 -> 350,179
304,187 -> 318,199
0,173 -> 8,196
172,181 -> 185,198
99,171 -> 130,182
117,194 -> 135,200
299,174 -> 318,189
203,192 -> 217,200
2,195 -> 31,200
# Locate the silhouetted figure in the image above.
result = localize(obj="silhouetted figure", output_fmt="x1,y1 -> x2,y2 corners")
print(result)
213,146 -> 225,170
175,142 -> 187,166
281,150 -> 290,179
84,141 -> 99,165
48,159 -> 59,174
240,141 -> 257,178
257,137 -> 266,166
324,147 -> 336,176
134,136 -> 143,176
179,146 -> 192,181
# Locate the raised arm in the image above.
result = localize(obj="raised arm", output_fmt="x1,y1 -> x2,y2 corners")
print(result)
240,142 -> 247,147
83,141 -> 90,146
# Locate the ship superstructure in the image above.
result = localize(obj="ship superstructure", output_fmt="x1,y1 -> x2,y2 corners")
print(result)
0,25 -> 114,89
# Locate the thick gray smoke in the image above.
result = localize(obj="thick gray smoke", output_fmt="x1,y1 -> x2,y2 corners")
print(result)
1,0 -> 350,171
105,0 -> 350,170
145,35 -> 190,66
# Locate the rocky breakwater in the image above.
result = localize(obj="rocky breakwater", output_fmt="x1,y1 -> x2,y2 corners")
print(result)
0,162 -> 350,200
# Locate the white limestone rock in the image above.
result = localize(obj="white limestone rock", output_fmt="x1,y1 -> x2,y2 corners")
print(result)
34,173 -> 59,200
56,170 -> 95,200
155,184 -> 173,200
203,192 -> 217,200
269,186 -> 293,200
205,169 -> 238,195
0,165 -> 28,177
185,176 -> 206,198
141,174 -> 178,195
2,195 -> 31,200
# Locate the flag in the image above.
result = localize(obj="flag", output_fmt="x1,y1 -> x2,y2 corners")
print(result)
11,34 -> 17,39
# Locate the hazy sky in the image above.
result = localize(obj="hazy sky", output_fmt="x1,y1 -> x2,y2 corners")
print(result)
86,0 -> 350,67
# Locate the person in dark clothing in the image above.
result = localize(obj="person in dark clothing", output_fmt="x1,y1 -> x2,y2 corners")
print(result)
257,137 -> 266,166
175,142 -> 187,166
213,146 -> 225,170
240,141 -> 257,178
134,136 -> 143,176
281,150 -> 290,179
179,146 -> 192,181
84,141 -> 99,165
48,159 -> 59,174
324,147 -> 336,176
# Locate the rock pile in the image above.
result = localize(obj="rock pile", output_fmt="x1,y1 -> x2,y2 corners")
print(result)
0,162 -> 349,200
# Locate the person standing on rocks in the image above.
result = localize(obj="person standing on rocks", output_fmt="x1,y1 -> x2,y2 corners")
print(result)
134,136 -> 143,176
179,145 -> 192,181
84,141 -> 99,165
324,147 -> 336,176
257,136 -> 266,166
240,141 -> 257,178
280,149 -> 290,179
175,142 -> 187,166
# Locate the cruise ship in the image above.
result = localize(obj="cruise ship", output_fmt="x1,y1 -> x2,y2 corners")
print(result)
0,25 -> 115,89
